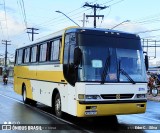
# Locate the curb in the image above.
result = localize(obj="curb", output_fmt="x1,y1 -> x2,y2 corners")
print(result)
147,96 -> 160,102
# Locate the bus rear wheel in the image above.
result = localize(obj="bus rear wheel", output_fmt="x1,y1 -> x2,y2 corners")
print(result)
22,85 -> 30,104
54,93 -> 63,117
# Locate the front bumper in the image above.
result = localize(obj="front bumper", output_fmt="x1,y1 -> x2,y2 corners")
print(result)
77,100 -> 147,117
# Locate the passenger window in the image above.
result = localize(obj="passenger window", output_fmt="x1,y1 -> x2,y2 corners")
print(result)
24,48 -> 30,63
31,46 -> 37,62
51,40 -> 60,61
17,49 -> 23,64
39,43 -> 47,62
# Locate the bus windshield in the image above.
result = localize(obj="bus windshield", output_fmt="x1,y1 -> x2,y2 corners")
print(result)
77,34 -> 147,83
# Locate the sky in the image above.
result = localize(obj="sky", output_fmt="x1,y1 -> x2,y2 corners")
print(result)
0,0 -> 160,65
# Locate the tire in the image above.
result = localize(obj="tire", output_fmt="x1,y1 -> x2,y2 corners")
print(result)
54,93 -> 63,117
3,80 -> 7,85
152,88 -> 158,97
22,85 -> 30,104
30,100 -> 37,106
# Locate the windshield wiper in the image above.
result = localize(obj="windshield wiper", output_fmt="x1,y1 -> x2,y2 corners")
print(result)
101,56 -> 110,84
120,68 -> 136,84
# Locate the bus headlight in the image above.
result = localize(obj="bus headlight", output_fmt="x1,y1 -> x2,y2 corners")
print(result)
78,94 -> 85,99
78,94 -> 101,100
136,94 -> 146,98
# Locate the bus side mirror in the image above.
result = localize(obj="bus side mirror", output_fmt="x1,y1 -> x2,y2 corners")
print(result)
145,55 -> 149,71
74,47 -> 82,66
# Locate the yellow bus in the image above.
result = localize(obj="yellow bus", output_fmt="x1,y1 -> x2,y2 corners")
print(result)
14,26 -> 148,118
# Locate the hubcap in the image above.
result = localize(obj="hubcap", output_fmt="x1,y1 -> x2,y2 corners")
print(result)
23,89 -> 26,101
55,98 -> 61,114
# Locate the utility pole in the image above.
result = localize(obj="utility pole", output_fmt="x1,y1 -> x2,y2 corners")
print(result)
27,28 -> 39,41
2,40 -> 11,71
83,3 -> 108,28
80,13 -> 88,27
82,13 -> 86,27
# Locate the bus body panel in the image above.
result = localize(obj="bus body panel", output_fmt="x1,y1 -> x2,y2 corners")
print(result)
85,83 -> 147,95
66,84 -> 77,116
14,66 -> 35,99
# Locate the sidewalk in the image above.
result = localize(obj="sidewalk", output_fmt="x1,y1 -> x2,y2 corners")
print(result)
147,94 -> 160,102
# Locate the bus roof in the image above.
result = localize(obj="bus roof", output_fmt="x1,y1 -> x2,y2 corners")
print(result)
66,27 -> 140,39
16,26 -> 140,50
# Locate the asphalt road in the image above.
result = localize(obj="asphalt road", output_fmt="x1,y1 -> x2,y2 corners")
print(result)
0,82 -> 159,133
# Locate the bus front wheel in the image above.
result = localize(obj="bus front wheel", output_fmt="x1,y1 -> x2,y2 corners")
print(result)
54,93 -> 63,117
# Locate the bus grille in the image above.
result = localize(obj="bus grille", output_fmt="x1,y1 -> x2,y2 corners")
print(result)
100,94 -> 134,99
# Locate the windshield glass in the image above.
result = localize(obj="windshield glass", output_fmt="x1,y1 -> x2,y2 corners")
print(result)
117,49 -> 146,82
77,34 -> 147,83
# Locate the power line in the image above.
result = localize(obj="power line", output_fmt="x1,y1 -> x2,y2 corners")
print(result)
35,8 -> 91,28
19,0 -> 31,41
17,0 -> 26,28
20,0 -> 27,28
3,0 -> 9,40
32,6 -> 84,28
109,0 -> 125,6
141,34 -> 160,39
134,12 -> 160,23
0,22 -> 4,38
136,28 -> 160,34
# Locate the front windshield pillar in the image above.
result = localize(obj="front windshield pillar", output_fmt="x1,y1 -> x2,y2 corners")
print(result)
63,33 -> 78,86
